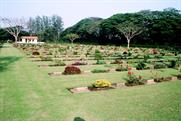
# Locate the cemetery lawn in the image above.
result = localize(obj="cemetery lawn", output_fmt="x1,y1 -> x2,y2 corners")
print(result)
1,43 -> 181,121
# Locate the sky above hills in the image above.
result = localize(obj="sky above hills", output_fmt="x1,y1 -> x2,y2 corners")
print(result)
0,0 -> 180,28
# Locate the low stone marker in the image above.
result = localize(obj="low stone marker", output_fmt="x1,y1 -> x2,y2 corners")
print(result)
48,72 -> 62,76
114,82 -> 126,88
38,64 -> 49,67
171,76 -> 178,81
146,79 -> 156,85
69,87 -> 90,93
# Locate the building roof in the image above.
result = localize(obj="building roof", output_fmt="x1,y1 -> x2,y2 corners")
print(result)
21,36 -> 38,39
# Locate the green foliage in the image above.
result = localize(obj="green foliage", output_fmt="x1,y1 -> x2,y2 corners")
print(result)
154,77 -> 172,82
94,49 -> 103,63
176,74 -> 181,79
143,54 -> 150,62
54,60 -> 66,66
154,63 -> 167,69
62,8 -> 181,46
64,33 -> 79,43
126,72 -> 145,86
96,60 -> 106,65
91,68 -> 110,73
92,79 -> 111,88
168,60 -> 177,68
27,15 -> 63,42
116,21 -> 143,48
40,56 -> 52,61
136,61 -> 146,70
61,17 -> 103,42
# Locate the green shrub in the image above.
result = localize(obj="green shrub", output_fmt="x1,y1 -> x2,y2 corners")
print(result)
126,72 -> 145,86
40,56 -> 52,61
128,51 -> 132,56
54,60 -> 66,66
115,65 -> 128,71
95,49 -> 101,53
154,63 -> 167,69
136,61 -> 146,70
154,55 -> 162,59
143,54 -> 150,62
168,60 -> 177,68
96,60 -> 106,65
91,68 -> 110,73
95,52 -> 103,60
92,79 -> 111,88
154,77 -> 172,82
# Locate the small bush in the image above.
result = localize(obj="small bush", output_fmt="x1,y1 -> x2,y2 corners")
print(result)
154,55 -> 162,59
154,63 -> 167,69
54,60 -> 66,66
95,49 -> 101,53
168,60 -> 177,68
143,54 -> 150,62
91,68 -> 110,73
96,60 -> 106,65
115,65 -> 128,71
126,72 -> 145,86
95,53 -> 103,62
63,66 -> 81,75
32,51 -> 40,55
154,77 -> 172,82
136,61 -> 146,70
92,79 -> 111,88
128,51 -> 132,56
40,56 -> 52,61
176,74 -> 181,80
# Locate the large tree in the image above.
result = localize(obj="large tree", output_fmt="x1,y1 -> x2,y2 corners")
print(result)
27,15 -> 63,42
1,17 -> 25,42
116,22 -> 143,49
64,33 -> 79,44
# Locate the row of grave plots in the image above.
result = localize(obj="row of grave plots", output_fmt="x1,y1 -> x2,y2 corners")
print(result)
14,43 -> 181,93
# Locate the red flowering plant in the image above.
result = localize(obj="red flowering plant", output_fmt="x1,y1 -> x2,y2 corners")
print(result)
126,70 -> 145,86
62,66 -> 81,75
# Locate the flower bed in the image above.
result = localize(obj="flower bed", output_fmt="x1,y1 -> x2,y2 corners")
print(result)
68,76 -> 180,93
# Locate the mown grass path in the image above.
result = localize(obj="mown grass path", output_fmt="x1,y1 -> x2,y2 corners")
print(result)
1,43 -> 181,121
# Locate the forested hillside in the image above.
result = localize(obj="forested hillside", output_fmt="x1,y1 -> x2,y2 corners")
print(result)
62,8 -> 181,46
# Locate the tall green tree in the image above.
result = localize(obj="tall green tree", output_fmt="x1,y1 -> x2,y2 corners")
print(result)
64,33 -> 79,44
27,15 -> 64,42
116,22 -> 143,49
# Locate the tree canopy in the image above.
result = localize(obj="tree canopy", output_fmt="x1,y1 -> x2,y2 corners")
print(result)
62,8 -> 181,46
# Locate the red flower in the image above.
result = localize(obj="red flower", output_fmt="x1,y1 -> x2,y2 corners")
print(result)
128,71 -> 132,75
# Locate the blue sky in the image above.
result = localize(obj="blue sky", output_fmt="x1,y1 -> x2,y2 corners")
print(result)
0,0 -> 180,28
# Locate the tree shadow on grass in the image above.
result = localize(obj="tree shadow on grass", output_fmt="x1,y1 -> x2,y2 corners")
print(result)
0,56 -> 22,73
73,117 -> 86,121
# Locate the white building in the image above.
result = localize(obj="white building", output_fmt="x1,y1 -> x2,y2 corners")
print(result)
17,36 -> 44,44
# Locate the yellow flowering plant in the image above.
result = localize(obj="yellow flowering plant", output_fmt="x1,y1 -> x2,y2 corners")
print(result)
92,79 -> 111,88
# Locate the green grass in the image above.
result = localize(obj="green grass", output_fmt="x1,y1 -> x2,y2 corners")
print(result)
1,43 -> 181,121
